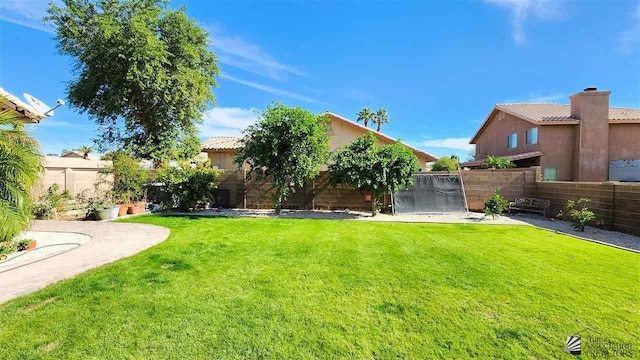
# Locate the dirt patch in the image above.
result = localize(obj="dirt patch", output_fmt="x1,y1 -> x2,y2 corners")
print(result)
21,296 -> 56,313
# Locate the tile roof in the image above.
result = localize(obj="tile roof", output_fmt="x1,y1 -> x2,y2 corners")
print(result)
496,103 -> 640,122
460,151 -> 543,167
202,136 -> 243,150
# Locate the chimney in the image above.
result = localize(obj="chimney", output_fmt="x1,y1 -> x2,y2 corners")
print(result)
570,87 -> 611,181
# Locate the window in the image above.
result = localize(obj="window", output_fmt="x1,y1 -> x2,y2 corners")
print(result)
507,133 -> 517,149
543,167 -> 558,181
526,128 -> 538,145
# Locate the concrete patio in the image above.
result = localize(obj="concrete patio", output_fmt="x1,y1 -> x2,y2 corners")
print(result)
0,220 -> 170,304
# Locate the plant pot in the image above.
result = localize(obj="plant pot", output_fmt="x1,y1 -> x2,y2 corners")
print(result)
110,206 -> 120,218
364,192 -> 372,201
95,208 -> 114,220
128,205 -> 142,214
135,201 -> 146,212
118,204 -> 129,216
27,240 -> 36,251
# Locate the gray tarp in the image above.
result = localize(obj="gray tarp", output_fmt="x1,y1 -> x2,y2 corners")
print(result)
394,174 -> 466,214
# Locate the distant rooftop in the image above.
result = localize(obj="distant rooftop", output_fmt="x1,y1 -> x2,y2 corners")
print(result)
202,136 -> 243,150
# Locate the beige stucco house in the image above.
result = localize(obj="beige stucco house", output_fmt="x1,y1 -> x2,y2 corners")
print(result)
202,112 -> 437,171
462,88 -> 640,182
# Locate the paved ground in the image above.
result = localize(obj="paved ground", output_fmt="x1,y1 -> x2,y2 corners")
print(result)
172,209 -> 640,252
0,221 -> 170,304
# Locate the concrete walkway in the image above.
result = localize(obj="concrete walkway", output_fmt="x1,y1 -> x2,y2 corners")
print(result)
0,220 -> 170,304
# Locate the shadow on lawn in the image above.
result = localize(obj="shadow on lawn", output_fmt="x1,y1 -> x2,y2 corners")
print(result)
157,209 -> 367,221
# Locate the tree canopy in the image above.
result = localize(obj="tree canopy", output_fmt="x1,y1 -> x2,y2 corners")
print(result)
356,107 -> 375,128
330,132 -> 418,215
234,103 -> 330,214
431,156 -> 459,171
46,0 -> 218,163
374,108 -> 389,132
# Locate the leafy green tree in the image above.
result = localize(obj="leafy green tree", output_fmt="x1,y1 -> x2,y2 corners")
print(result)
431,156 -> 458,171
106,154 -> 149,203
330,132 -> 418,216
0,108 -> 43,241
46,0 -> 219,163
481,155 -> 515,169
235,103 -> 330,214
157,161 -> 219,211
356,107 -> 375,128
374,108 -> 389,132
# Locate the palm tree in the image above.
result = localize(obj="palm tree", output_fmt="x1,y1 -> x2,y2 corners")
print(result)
0,107 -> 43,242
79,145 -> 92,159
356,107 -> 375,128
374,108 -> 389,132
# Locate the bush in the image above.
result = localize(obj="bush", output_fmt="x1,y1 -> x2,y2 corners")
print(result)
484,189 -> 509,219
32,184 -> 73,220
431,156 -> 458,171
107,154 -> 149,203
558,198 -> 602,232
157,162 -> 220,211
481,155 -> 515,169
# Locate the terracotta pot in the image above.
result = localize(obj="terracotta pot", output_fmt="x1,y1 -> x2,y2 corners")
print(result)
127,205 -> 142,214
118,205 -> 128,216
364,192 -> 372,201
27,240 -> 36,251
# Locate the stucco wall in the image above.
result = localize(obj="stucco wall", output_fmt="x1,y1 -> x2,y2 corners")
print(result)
539,125 -> 576,181
474,111 -> 541,158
608,123 -> 640,161
207,151 -> 240,170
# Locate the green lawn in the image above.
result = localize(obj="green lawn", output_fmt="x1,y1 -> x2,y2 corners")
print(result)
0,216 -> 638,359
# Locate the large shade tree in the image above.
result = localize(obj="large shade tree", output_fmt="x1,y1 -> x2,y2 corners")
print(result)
0,108 -> 43,242
46,0 -> 219,163
235,103 -> 330,214
330,132 -> 418,216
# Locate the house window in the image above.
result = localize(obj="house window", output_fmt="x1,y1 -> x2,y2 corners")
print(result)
507,133 -> 517,149
543,167 -> 558,181
526,128 -> 538,145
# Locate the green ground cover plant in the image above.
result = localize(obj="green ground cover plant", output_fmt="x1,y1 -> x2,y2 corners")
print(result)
0,216 -> 637,358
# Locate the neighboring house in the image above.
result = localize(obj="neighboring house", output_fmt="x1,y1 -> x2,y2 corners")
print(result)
462,88 -> 640,182
0,87 -> 47,123
61,151 -> 99,160
202,112 -> 437,170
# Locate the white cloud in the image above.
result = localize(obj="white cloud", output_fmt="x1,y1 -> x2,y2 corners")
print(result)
197,107 -> 258,138
220,73 -> 323,104
485,0 -> 562,44
0,0 -> 56,32
616,4 -> 640,55
419,138 -> 474,151
208,26 -> 306,81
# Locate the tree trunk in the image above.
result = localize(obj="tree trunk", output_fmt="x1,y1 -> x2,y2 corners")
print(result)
275,192 -> 283,215
376,123 -> 381,132
371,197 -> 377,217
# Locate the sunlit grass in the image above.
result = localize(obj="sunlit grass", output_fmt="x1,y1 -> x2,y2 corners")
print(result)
0,215 -> 637,358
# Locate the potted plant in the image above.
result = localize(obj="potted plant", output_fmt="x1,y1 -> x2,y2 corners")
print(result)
87,197 -> 118,220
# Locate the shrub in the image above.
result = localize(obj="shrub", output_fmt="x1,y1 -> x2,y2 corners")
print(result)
558,198 -> 602,232
15,239 -> 31,251
157,162 -> 220,211
106,154 -> 149,203
481,155 -> 515,169
431,156 -> 458,171
484,189 -> 510,219
32,184 -> 73,220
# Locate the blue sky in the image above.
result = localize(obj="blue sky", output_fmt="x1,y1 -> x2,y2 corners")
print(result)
1,0 -> 639,160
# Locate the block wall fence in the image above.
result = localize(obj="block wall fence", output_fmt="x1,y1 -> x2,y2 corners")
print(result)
214,167 -> 640,236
